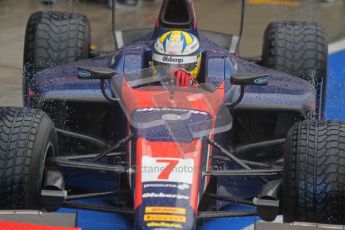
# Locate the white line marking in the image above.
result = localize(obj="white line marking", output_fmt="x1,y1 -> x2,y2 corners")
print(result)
329,38 -> 345,54
242,215 -> 283,230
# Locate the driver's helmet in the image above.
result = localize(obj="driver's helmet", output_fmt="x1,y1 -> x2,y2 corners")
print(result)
152,30 -> 202,80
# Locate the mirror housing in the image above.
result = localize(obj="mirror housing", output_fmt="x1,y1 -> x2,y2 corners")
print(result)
231,73 -> 269,86
78,67 -> 115,80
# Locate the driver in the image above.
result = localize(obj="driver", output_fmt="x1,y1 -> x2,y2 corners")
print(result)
151,30 -> 202,87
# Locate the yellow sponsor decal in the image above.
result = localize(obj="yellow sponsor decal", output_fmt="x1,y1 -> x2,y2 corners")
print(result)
145,206 -> 186,215
248,0 -> 302,7
147,222 -> 183,229
144,214 -> 186,223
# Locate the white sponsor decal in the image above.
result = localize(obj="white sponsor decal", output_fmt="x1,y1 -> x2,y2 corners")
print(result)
152,53 -> 197,64
141,156 -> 194,184
163,56 -> 184,64
136,107 -> 208,116
161,114 -> 181,121
143,192 -> 189,200
143,183 -> 190,191
177,183 -> 190,191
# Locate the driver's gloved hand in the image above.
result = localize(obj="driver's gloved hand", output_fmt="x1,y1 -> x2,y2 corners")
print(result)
171,69 -> 193,87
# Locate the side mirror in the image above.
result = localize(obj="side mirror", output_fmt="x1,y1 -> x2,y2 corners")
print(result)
227,73 -> 269,109
78,67 -> 115,80
78,66 -> 118,103
231,73 -> 269,86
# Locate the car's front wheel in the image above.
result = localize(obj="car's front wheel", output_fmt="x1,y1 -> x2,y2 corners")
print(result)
0,107 -> 57,209
283,120 -> 345,224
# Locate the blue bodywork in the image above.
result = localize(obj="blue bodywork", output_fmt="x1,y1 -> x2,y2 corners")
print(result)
27,29 -> 315,203
25,0 -> 318,225
29,32 -> 315,112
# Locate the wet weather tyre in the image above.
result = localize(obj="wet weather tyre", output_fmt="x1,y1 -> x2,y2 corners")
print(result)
283,120 -> 345,224
0,107 -> 57,209
24,11 -> 90,72
262,21 -> 327,84
23,11 -> 91,102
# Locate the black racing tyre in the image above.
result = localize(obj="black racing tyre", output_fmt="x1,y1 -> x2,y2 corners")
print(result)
0,107 -> 57,209
283,120 -> 345,224
23,11 -> 90,104
23,11 -> 90,73
262,21 -> 327,84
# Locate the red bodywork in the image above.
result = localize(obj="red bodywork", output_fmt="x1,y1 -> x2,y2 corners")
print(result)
114,75 -> 228,229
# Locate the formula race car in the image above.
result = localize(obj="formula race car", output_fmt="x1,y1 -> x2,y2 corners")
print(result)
1,0 -> 344,229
